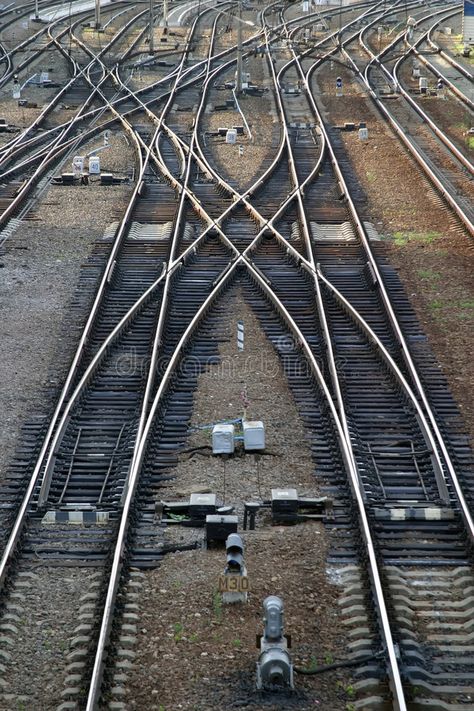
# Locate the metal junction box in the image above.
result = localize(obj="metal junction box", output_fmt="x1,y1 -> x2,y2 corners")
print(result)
271,488 -> 299,523
206,514 -> 238,545
189,493 -> 216,521
212,423 -> 235,454
243,420 -> 265,451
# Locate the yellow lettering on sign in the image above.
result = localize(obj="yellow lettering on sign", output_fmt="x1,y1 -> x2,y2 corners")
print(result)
218,575 -> 250,593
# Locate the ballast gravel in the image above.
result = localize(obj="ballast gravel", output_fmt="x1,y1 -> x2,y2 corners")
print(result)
125,290 -> 354,710
0,131 -> 133,482
314,67 -> 474,447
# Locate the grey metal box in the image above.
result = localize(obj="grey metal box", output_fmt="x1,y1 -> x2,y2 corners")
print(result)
212,423 -> 235,454
243,420 -> 265,451
206,514 -> 238,544
189,493 -> 216,520
271,488 -> 298,520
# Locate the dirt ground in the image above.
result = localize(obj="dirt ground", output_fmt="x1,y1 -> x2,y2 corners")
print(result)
128,529 -> 355,711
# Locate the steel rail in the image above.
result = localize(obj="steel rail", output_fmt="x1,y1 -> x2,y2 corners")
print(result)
0,21 -> 52,87
0,0 -> 74,80
0,4 -> 156,225
427,16 -> 473,80
0,1 -> 262,178
36,265 -> 167,507
84,2 -> 284,697
3,0 -> 320,178
279,4 -> 456,496
305,26 -> 474,538
0,0 -> 269,656
0,56 -> 115,228
0,1 -> 173,166
81,6 -> 403,702
337,13 -> 474,234
357,3 -> 451,84
318,265 -> 453,489
0,0 -> 135,93
268,17 -> 361,487
361,8 -> 474,175
83,4 -> 419,706
0,0 -> 81,84
5,0 -> 354,172
277,10 -> 409,711
36,3 -> 212,506
86,224 -> 366,711
0,6 -> 107,163
0,111 -> 147,585
37,8 -> 252,511
0,16 -> 103,167
392,47 -> 474,172
412,9 -> 474,110
125,9 -> 226,487
259,11 -> 453,511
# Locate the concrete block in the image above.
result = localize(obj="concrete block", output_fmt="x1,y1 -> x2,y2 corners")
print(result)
60,687 -> 81,698
116,659 -> 133,670
74,624 -> 93,635
66,662 -> 86,673
0,624 -> 18,635
119,636 -> 136,648
71,636 -> 90,648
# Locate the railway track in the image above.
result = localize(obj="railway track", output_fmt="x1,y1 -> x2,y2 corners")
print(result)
348,3 -> 474,233
0,0 -> 473,709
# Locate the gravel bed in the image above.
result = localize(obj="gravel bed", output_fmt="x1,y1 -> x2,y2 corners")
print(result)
204,56 -> 278,190
125,289 -> 354,710
162,290 -> 319,514
56,128 -> 136,175
397,60 -> 473,155
127,527 -> 353,711
214,22 -> 255,53
314,66 -> 474,446
0,175 -> 132,482
0,567 -> 96,710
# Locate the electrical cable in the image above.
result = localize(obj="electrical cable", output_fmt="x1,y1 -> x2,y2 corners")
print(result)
294,651 -> 383,675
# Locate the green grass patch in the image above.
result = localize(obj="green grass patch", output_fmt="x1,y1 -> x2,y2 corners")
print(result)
429,299 -> 444,311
393,231 -> 441,246
417,269 -> 440,281
453,36 -> 474,64
468,136 -> 474,150
459,300 -> 474,310
346,684 -> 356,698
173,622 -> 184,642
213,591 -> 223,621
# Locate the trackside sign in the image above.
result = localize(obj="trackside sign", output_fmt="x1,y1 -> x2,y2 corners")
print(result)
464,0 -> 474,44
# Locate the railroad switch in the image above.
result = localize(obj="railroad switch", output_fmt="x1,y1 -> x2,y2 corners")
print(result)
243,488 -> 332,529
159,493 -> 234,527
256,596 -> 294,691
